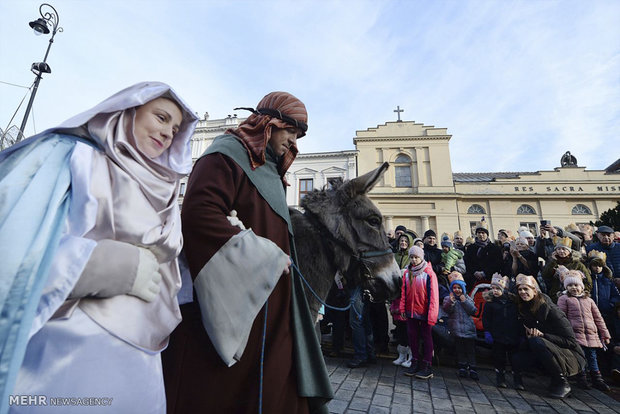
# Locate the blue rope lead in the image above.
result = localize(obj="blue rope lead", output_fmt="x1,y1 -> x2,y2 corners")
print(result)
290,260 -> 362,320
258,300 -> 268,414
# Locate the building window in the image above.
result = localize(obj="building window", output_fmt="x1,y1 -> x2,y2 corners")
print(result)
469,221 -> 478,236
299,178 -> 313,203
179,182 -> 186,196
520,222 -> 538,236
326,177 -> 343,190
467,204 -> 486,214
571,204 -> 592,215
517,204 -> 536,215
394,154 -> 412,187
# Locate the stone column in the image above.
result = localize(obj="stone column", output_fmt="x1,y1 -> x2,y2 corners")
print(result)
421,216 -> 430,233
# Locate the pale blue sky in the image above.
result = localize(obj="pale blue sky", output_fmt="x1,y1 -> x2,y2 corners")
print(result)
1,0 -> 619,172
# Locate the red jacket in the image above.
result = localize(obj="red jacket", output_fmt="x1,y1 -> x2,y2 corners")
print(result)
399,262 -> 439,326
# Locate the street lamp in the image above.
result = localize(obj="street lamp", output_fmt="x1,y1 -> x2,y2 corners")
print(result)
17,3 -> 63,142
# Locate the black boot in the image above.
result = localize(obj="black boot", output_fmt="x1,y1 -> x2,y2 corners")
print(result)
590,370 -> 610,392
513,372 -> 525,391
576,370 -> 591,390
404,359 -> 419,377
495,369 -> 507,388
458,363 -> 468,378
415,361 -> 434,379
548,375 -> 571,399
469,365 -> 479,381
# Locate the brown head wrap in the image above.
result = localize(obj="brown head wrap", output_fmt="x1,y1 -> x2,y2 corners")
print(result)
227,91 -> 308,183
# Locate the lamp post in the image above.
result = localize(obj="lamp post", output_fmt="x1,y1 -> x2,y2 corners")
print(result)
17,3 -> 63,142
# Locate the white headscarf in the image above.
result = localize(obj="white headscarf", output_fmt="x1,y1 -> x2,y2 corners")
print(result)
50,81 -> 198,174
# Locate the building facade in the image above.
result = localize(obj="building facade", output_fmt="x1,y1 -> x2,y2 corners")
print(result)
355,120 -> 619,238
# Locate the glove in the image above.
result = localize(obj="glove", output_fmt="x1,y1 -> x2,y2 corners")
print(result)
71,239 -> 161,302
129,248 -> 162,302
227,210 -> 246,230
484,331 -> 493,345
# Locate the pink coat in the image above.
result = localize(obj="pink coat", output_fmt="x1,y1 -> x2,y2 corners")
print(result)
399,262 -> 439,326
557,294 -> 611,348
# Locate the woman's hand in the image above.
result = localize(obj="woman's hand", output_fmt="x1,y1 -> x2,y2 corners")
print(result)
130,248 -> 162,302
525,326 -> 543,338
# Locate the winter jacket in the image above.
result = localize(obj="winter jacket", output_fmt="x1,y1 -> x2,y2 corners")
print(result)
442,294 -> 477,339
519,293 -> 586,376
441,248 -> 464,273
399,262 -> 439,326
482,291 -> 522,345
541,252 -> 592,302
394,233 -> 414,269
591,266 -> 620,317
587,241 -> 620,279
424,244 -> 443,281
557,293 -> 611,349
464,240 -> 502,287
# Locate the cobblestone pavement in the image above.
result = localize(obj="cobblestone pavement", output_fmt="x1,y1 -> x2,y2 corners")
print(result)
325,356 -> 620,414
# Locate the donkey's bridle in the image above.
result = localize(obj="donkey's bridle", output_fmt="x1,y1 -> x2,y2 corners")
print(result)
303,209 -> 392,282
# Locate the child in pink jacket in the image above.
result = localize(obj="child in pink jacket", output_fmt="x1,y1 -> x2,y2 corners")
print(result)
557,269 -> 611,391
399,246 -> 439,379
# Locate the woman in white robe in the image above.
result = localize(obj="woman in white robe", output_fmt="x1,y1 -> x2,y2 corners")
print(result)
3,82 -> 198,413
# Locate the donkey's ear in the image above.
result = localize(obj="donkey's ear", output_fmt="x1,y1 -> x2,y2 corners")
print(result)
341,162 -> 389,198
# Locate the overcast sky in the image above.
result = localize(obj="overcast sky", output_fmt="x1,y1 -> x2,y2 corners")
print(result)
1,0 -> 619,172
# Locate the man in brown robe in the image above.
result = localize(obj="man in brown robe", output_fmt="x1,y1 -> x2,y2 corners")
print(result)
163,92 -> 332,413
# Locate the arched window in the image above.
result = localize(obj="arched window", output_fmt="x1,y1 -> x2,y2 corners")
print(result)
467,204 -> 486,214
572,204 -> 592,215
394,154 -> 412,187
517,204 -> 536,215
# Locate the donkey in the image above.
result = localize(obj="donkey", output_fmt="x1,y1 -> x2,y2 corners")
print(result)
290,162 -> 401,318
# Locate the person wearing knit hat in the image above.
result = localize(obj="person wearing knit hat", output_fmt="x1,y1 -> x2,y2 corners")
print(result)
510,237 -> 539,280
464,222 -> 502,290
443,271 -> 479,380
586,250 -> 620,350
542,237 -> 592,303
440,236 -> 465,276
586,225 -> 620,281
422,229 -> 444,286
413,238 -> 424,248
399,245 -> 439,379
483,272 -> 522,389
558,269 -> 612,391
440,234 -> 452,249
167,91 -> 333,412
512,273 -> 586,398
390,225 -> 407,252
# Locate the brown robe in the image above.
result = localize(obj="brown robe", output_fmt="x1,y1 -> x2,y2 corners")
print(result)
162,152 -> 309,414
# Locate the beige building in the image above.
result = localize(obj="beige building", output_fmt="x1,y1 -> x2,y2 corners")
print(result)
355,120 -> 620,238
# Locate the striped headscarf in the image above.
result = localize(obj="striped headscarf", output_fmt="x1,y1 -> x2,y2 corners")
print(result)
227,91 -> 307,183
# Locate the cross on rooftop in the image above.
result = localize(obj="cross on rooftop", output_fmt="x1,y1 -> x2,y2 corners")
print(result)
394,106 -> 404,122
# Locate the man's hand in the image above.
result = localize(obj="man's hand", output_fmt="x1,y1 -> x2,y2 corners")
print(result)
283,257 -> 291,275
226,210 -> 246,230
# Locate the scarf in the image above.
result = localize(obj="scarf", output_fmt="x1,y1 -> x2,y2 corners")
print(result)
408,260 -> 427,281
227,92 -> 307,184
